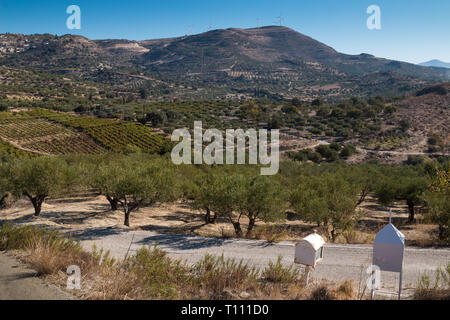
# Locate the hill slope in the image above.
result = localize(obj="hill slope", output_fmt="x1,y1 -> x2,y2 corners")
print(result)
0,27 -> 449,100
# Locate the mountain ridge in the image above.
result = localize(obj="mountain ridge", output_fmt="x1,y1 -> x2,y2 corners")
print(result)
419,59 -> 450,69
0,26 -> 449,100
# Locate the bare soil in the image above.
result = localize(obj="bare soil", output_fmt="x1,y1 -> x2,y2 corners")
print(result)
0,192 -> 443,247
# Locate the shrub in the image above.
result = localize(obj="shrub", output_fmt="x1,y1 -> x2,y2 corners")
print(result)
414,263 -> 450,300
310,286 -> 335,300
428,134 -> 442,146
261,256 -> 302,284
125,245 -> 188,299
340,145 -> 357,159
406,155 -> 426,166
194,254 -> 259,293
399,119 -> 411,132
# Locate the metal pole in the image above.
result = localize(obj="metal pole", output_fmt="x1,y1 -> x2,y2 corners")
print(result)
398,270 -> 403,300
304,266 -> 310,287
371,270 -> 375,300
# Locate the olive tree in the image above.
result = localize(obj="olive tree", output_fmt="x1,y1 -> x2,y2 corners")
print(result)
207,172 -> 245,236
181,166 -> 218,224
4,156 -> 79,216
290,172 -> 361,242
375,167 -> 428,222
89,154 -> 122,211
205,171 -> 286,237
424,169 -> 449,241
95,155 -> 175,227
236,175 -> 286,237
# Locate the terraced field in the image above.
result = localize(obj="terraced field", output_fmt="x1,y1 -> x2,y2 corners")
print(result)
0,118 -> 68,140
31,109 -> 168,154
0,109 -> 169,156
20,134 -> 105,155
0,116 -> 106,155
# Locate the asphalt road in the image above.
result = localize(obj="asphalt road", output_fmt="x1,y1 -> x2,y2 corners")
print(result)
70,227 -> 450,296
0,252 -> 73,300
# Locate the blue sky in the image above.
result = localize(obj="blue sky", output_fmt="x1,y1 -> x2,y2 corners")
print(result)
0,0 -> 449,64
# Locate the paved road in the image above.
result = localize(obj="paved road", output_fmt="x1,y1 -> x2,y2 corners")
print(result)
0,252 -> 73,300
70,227 -> 450,295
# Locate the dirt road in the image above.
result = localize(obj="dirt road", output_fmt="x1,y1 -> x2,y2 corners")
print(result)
0,252 -> 73,300
72,227 -> 450,296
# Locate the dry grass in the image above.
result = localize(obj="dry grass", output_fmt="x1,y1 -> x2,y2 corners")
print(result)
0,223 -> 363,300
310,281 -> 356,300
251,225 -> 288,243
413,263 -> 450,300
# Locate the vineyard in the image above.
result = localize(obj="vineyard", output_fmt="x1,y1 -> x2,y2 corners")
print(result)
0,118 -> 77,140
0,109 -> 169,156
84,123 -> 166,153
33,109 -> 169,154
0,139 -> 35,158
21,135 -> 105,155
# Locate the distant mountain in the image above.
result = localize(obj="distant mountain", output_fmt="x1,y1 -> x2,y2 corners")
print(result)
419,59 -> 450,69
0,26 -> 449,100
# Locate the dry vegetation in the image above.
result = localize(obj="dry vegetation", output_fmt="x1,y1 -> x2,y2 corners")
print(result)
0,192 -> 443,247
0,223 -> 359,300
413,263 -> 450,300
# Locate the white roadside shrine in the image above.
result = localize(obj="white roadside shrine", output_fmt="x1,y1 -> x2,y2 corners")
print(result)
372,216 -> 406,300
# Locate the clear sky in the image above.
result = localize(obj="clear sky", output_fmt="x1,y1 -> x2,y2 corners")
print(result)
0,0 -> 449,64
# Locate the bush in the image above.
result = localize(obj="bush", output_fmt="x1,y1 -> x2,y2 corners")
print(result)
428,134 -> 442,146
194,254 -> 259,293
340,145 -> 357,159
399,119 -> 411,132
406,155 -> 426,166
310,286 -> 335,300
125,246 -> 188,299
414,263 -> 450,300
316,145 -> 339,162
261,256 -> 302,284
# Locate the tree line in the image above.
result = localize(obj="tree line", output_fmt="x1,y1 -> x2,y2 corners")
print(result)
0,154 -> 448,241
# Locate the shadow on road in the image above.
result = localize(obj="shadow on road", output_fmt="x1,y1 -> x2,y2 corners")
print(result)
63,227 -> 128,241
136,233 -> 226,250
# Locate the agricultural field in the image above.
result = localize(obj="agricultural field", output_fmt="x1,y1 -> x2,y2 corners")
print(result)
0,109 -> 169,156
0,114 -> 105,155
0,139 -> 34,158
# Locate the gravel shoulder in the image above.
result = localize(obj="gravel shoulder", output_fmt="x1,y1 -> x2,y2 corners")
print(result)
0,251 -> 73,300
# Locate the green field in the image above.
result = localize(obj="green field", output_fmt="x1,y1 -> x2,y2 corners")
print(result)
0,109 -> 169,156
